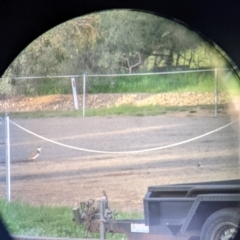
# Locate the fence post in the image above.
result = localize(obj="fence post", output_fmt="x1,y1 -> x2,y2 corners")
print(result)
214,68 -> 218,117
100,198 -> 106,240
83,74 -> 86,117
71,77 -> 79,110
5,113 -> 11,202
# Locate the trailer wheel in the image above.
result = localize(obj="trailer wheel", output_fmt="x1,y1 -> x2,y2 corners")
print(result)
200,208 -> 240,240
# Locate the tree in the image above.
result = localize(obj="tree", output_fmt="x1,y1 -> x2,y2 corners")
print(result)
88,10 -> 204,73
3,9 -> 225,78
95,10 -> 167,73
3,14 -> 100,77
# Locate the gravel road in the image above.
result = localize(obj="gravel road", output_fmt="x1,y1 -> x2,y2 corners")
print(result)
0,113 -> 239,210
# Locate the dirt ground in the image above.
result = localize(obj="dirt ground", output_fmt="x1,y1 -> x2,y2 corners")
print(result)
0,108 -> 239,212
0,92 -> 233,112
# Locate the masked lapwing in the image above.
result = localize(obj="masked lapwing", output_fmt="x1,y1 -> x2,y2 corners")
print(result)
29,147 -> 42,160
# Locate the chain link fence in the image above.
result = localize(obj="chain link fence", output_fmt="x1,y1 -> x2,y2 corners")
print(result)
0,68 -> 236,116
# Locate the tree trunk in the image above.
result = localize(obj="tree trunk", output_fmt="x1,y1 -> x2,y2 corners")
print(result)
125,52 -> 142,74
176,53 -> 180,66
188,50 -> 193,67
166,46 -> 174,67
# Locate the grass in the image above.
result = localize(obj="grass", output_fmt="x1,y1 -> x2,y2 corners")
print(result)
5,103 -> 225,120
7,104 -> 195,119
5,70 -> 240,98
0,199 -> 143,239
86,104 -> 183,117
0,199 -> 85,238
87,72 -> 238,95
12,72 -> 224,96
86,73 -> 217,94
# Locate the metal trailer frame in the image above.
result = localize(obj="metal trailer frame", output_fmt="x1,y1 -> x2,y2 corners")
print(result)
72,180 -> 240,240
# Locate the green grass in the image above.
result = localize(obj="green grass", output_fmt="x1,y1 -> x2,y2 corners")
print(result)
86,104 -> 180,117
0,199 -> 85,237
0,199 -> 142,239
6,70 -> 240,97
8,104 -> 193,119
12,72 -> 224,96
85,73 -> 218,94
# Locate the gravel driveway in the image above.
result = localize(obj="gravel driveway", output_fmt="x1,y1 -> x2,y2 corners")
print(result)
0,112 -> 239,211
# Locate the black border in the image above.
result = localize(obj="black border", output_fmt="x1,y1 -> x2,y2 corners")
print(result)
0,0 -> 240,239
0,0 -> 240,76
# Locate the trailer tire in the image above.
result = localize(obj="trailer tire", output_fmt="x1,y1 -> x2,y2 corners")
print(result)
200,208 -> 240,240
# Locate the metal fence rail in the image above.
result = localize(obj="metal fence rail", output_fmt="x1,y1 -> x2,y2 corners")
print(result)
0,68 -> 233,117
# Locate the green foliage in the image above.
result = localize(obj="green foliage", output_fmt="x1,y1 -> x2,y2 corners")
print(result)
4,70 -> 232,97
0,78 -> 13,97
0,199 -> 85,237
86,105 -> 179,117
3,14 -> 100,78
35,78 -> 72,95
1,10 -> 233,98
5,77 -> 74,96
86,71 -> 216,93
0,199 -> 142,239
3,69 -> 236,98
3,10 -> 226,79
91,10 -> 207,73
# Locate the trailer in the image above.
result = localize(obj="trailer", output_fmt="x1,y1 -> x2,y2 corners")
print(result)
72,180 -> 240,240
